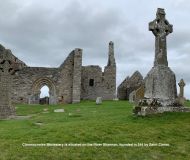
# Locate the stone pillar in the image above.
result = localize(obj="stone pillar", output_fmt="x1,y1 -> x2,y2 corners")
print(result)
72,48 -> 82,103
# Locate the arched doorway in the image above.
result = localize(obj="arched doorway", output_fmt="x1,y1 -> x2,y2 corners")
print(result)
39,85 -> 50,105
30,78 -> 57,105
40,85 -> 50,98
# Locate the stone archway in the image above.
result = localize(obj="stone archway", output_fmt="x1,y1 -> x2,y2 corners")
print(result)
30,77 -> 57,105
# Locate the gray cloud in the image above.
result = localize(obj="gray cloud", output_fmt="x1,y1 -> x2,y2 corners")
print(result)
0,0 -> 190,98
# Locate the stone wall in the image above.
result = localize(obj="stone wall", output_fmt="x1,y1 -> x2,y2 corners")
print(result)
81,41 -> 116,101
81,65 -> 103,100
81,65 -> 116,100
58,50 -> 75,103
117,71 -> 143,100
0,41 -> 116,105
129,84 -> 145,103
0,45 -> 21,118
103,65 -> 116,100
72,49 -> 82,103
12,49 -> 79,104
12,67 -> 59,104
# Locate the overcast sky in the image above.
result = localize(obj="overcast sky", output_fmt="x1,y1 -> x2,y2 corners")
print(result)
0,0 -> 190,98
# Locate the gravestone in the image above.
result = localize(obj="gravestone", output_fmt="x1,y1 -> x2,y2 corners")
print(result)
54,109 -> 65,113
96,97 -> 102,105
144,8 -> 177,106
0,49 -> 19,119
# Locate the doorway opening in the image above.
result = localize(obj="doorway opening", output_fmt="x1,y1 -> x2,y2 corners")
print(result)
30,77 -> 57,105
39,85 -> 50,105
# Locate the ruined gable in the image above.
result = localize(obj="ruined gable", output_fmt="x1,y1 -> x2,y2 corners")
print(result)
117,71 -> 143,100
0,41 -> 116,105
81,41 -> 116,100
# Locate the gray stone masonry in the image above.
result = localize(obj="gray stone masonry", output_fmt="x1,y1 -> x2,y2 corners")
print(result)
81,41 -> 116,100
72,48 -> 82,103
144,65 -> 177,106
0,46 -> 19,119
107,41 -> 116,66
117,71 -> 143,100
133,98 -> 190,116
135,106 -> 190,116
0,41 -> 116,106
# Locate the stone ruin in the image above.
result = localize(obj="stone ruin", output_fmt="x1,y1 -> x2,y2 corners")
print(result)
117,71 -> 144,101
1,8 -> 190,118
129,84 -> 145,103
133,8 -> 190,116
0,46 -> 20,118
0,42 -> 116,118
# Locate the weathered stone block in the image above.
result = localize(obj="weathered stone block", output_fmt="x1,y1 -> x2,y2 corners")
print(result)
54,109 -> 64,113
144,65 -> 177,106
96,97 -> 102,105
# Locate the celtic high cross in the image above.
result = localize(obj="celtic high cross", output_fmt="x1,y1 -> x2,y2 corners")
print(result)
149,8 -> 173,66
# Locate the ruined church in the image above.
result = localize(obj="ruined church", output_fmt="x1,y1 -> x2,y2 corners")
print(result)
0,41 -> 116,105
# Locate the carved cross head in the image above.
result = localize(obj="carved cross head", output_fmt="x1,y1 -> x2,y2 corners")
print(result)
149,8 -> 173,37
178,79 -> 186,87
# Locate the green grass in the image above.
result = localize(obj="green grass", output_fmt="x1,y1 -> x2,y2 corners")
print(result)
0,101 -> 190,160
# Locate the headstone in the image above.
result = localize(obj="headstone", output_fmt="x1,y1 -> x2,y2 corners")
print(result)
96,97 -> 102,105
113,98 -> 119,101
43,108 -> 48,112
35,122 -> 43,126
42,108 -> 49,113
144,8 -> 177,106
54,109 -> 64,113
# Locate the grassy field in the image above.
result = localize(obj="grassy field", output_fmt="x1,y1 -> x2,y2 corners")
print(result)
0,101 -> 190,160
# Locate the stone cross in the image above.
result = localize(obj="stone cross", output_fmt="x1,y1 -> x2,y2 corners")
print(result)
149,8 -> 173,66
178,79 -> 185,98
